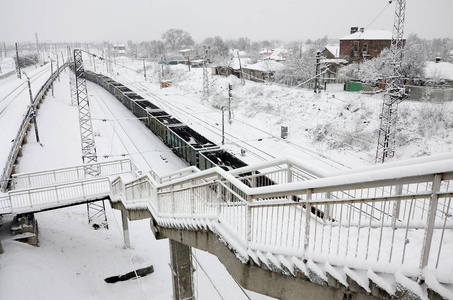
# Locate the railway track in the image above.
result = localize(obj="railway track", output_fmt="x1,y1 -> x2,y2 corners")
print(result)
0,65 -> 51,115
116,75 -> 346,170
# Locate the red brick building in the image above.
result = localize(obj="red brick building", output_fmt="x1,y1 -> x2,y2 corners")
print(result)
339,27 -> 394,63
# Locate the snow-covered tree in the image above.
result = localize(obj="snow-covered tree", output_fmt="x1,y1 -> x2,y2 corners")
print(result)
202,36 -> 229,61
161,29 -> 195,52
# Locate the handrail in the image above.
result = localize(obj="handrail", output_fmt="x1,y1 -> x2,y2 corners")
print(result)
12,158 -> 138,189
115,154 -> 453,280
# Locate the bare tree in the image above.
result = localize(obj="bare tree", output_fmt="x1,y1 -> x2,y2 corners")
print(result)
161,29 -> 195,52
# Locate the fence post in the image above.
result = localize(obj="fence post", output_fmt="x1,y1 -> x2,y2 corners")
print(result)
246,195 -> 252,246
190,180 -> 195,216
304,189 -> 312,252
419,174 -> 442,273
287,163 -> 293,184
216,176 -> 222,217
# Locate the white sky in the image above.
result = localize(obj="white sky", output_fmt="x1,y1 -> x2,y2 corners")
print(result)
1,0 -> 452,44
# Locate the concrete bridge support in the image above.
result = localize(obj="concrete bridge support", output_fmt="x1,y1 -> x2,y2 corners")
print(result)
121,210 -> 130,248
169,240 -> 195,300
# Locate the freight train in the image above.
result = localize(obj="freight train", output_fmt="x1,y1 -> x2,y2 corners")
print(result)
84,71 -> 251,173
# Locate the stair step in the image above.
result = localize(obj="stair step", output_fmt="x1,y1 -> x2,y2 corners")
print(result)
325,263 -> 348,290
368,270 -> 396,298
425,272 -> 453,300
344,267 -> 371,294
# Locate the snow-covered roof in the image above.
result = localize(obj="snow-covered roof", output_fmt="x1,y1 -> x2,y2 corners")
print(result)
425,61 -> 453,80
340,30 -> 392,41
229,49 -> 248,57
243,60 -> 285,72
321,58 -> 348,64
231,57 -> 251,69
178,49 -> 193,53
325,44 -> 340,57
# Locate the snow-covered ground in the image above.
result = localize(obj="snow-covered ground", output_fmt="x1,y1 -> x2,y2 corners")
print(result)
100,56 -> 453,169
0,68 -> 273,299
0,53 -> 452,299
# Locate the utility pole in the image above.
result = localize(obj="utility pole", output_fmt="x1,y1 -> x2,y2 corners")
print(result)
187,54 -> 191,72
15,43 -> 21,79
237,51 -> 245,85
35,33 -> 41,64
143,59 -> 147,81
3,42 -> 7,58
314,51 -> 321,93
202,46 -> 209,99
23,72 -> 40,143
60,51 -> 65,68
68,46 -> 77,106
228,83 -> 232,123
73,48 -> 108,227
221,106 -> 225,145
375,0 -> 407,163
55,45 -> 60,82
49,57 -> 54,97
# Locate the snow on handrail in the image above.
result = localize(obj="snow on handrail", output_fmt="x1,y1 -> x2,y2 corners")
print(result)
114,154 -> 453,280
12,158 -> 138,189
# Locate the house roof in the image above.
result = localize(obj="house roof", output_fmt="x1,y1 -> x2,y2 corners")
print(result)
425,61 -> 453,80
243,60 -> 285,72
340,30 -> 393,41
324,44 -> 340,57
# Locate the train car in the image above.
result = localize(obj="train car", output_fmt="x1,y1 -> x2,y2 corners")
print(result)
169,126 -> 218,167
199,149 -> 247,171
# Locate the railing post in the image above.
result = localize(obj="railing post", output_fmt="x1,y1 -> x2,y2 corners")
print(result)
251,171 -> 257,188
216,180 -> 222,217
419,174 -> 442,273
287,163 -> 293,184
171,185 -> 175,217
389,184 -> 403,263
190,180 -> 195,216
246,195 -> 252,246
324,192 -> 331,221
304,189 -> 312,252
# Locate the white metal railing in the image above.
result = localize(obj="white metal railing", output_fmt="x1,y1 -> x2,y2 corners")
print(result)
112,154 -> 453,281
12,159 -> 138,189
3,177 -> 110,214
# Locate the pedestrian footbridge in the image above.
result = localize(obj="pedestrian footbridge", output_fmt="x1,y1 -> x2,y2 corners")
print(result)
1,154 -> 452,300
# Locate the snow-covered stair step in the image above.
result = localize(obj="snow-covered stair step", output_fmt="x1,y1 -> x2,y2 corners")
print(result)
344,267 -> 371,294
368,270 -> 396,298
325,262 -> 348,291
292,257 -> 310,280
425,272 -> 453,300
395,271 -> 427,300
306,259 -> 327,285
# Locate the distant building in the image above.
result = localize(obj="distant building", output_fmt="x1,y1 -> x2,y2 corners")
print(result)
113,44 -> 126,55
322,45 -> 340,59
339,27 -> 397,63
242,60 -> 285,82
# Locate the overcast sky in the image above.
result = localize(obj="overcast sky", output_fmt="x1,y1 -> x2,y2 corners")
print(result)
1,0 -> 452,44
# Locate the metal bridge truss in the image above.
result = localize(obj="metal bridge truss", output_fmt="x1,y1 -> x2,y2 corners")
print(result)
73,48 -> 107,226
68,46 -> 77,106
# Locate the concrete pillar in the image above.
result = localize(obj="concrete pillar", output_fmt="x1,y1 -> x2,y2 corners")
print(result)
0,238 -> 3,254
121,210 -> 130,248
169,240 -> 195,300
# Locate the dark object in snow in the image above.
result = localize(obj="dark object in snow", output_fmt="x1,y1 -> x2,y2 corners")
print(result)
92,224 -> 100,230
104,265 -> 154,283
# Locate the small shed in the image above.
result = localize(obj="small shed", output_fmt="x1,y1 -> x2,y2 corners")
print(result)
242,60 -> 285,82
